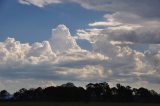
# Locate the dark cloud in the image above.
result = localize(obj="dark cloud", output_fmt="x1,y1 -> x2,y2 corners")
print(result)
104,30 -> 160,44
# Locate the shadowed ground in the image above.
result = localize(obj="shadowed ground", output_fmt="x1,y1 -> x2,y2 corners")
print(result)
0,102 -> 160,106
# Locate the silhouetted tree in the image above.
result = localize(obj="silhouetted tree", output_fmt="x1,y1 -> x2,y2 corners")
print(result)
0,90 -> 10,100
0,82 -> 159,103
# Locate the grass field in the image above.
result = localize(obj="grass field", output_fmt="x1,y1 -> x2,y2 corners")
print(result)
0,102 -> 159,106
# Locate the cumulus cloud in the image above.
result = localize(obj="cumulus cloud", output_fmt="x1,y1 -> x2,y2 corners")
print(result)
76,28 -> 103,43
50,24 -> 81,54
75,10 -> 160,87
1,25 -> 160,92
85,12 -> 160,44
4,0 -> 160,91
19,0 -> 62,7
0,37 -> 56,66
0,25 -> 110,92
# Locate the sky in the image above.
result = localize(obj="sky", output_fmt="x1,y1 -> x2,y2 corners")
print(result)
0,0 -> 160,93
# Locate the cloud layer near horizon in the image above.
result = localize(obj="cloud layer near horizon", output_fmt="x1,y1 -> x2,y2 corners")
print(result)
1,24 -> 160,92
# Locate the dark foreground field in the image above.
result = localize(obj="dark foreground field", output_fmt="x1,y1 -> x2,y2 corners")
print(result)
0,102 -> 159,106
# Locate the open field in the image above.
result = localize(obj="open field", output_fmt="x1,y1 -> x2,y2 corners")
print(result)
0,102 -> 159,106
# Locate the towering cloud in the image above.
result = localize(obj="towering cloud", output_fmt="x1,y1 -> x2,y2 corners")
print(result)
0,25 -> 110,92
50,24 -> 80,54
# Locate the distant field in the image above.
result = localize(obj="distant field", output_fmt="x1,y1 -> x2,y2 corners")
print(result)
0,102 -> 159,106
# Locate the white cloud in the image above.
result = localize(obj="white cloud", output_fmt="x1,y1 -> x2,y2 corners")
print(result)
1,25 -> 160,92
79,11 -> 160,44
19,0 -> 62,7
0,25 -> 111,92
76,28 -> 103,43
89,21 -> 121,27
19,0 -> 160,44
0,28 -> 142,92
50,24 -> 81,54
76,27 -> 160,88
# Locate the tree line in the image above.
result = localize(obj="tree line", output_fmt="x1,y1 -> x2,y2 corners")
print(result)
0,82 -> 160,103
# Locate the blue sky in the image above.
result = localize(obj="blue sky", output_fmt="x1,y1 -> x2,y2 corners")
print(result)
0,0 -> 160,92
0,0 -> 105,43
